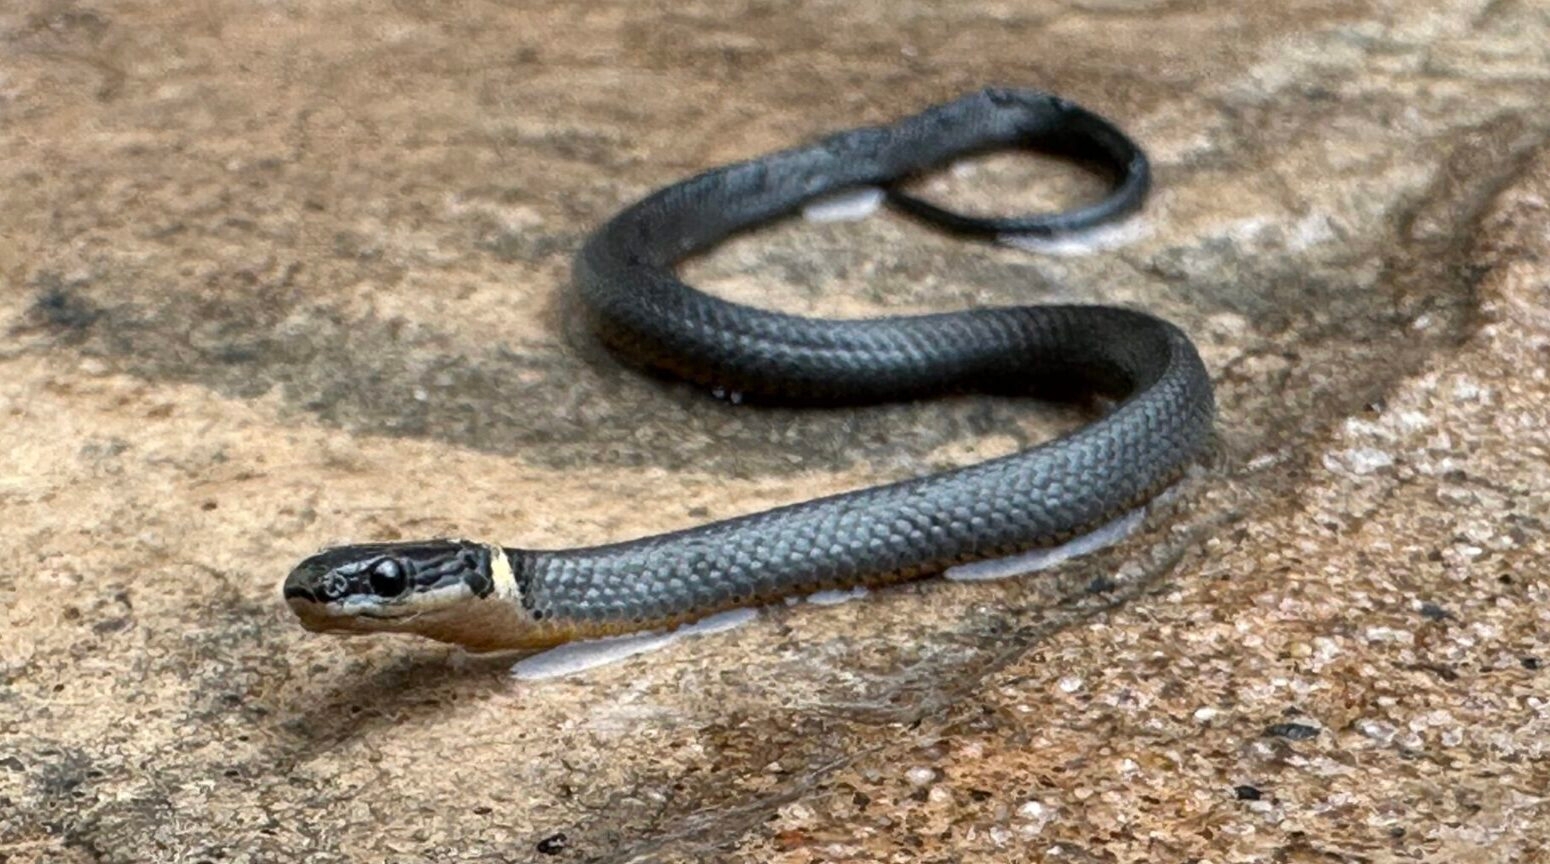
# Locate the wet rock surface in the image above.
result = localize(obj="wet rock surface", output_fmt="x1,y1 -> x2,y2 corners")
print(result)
2,1 -> 1548,861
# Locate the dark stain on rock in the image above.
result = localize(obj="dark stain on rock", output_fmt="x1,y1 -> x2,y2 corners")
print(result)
21,278 -> 104,340
18,105 -> 1520,490
16,263 -> 1081,477
1419,602 -> 1453,621
1264,722 -> 1321,741
535,832 -> 569,855
14,80 -> 1536,503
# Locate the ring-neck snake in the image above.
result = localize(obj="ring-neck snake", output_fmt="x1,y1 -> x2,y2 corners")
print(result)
282,88 -> 1216,652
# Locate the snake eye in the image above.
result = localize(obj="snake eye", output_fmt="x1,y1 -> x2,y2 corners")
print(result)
369,558 -> 407,597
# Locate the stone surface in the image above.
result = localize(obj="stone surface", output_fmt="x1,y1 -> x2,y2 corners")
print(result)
2,1 -> 1548,862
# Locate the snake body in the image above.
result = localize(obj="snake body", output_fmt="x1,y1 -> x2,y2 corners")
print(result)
283,88 -> 1216,652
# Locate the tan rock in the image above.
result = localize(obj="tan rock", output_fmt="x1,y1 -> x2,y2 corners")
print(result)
2,1 -> 1548,861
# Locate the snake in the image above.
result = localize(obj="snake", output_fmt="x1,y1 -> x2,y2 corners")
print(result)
281,88 -> 1216,652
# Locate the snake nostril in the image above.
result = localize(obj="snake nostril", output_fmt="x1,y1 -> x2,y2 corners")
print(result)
322,572 -> 349,599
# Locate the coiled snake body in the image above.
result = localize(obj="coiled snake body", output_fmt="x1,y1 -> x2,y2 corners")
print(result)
283,88 -> 1216,652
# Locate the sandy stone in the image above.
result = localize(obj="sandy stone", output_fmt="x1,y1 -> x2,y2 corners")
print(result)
2,1 -> 1548,862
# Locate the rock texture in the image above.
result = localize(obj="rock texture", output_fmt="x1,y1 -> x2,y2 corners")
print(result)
2,1 -> 1547,862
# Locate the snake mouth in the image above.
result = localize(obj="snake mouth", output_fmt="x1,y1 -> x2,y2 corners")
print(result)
282,564 -> 482,637
285,596 -> 419,637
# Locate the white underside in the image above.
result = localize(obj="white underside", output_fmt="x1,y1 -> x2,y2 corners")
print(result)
509,607 -> 758,680
944,507 -> 1145,582
794,163 -> 1150,261
801,186 -> 886,223
997,217 -> 1147,257
509,582 -> 887,680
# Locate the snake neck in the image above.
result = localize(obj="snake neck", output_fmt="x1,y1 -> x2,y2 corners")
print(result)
383,548 -> 559,652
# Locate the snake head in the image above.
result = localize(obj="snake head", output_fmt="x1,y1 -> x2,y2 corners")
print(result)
282,539 -> 498,636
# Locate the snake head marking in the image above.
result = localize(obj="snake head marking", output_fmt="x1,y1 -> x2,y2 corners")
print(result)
282,540 -> 496,636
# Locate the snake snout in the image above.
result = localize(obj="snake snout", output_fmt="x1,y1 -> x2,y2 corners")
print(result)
281,559 -> 376,633
281,558 -> 330,604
